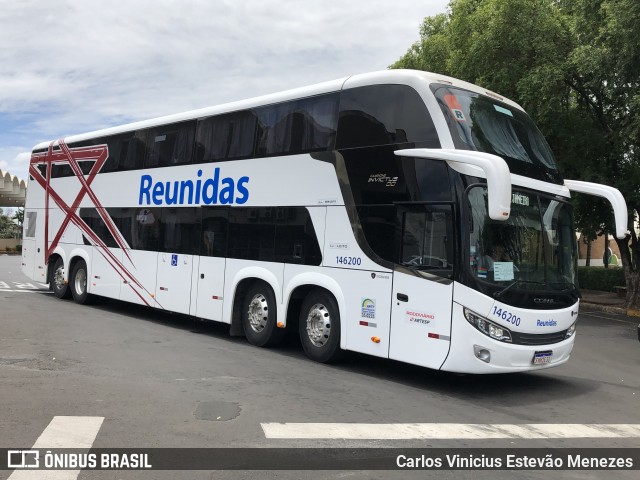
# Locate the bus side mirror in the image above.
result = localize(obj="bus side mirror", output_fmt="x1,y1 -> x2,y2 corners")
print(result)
394,148 -> 512,221
564,179 -> 628,239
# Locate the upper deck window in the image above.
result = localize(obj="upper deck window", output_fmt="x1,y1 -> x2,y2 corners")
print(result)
432,85 -> 562,184
336,84 -> 439,149
195,110 -> 257,163
255,93 -> 339,156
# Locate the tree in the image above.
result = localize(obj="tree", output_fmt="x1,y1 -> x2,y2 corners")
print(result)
0,208 -> 20,239
12,208 -> 23,230
392,0 -> 640,308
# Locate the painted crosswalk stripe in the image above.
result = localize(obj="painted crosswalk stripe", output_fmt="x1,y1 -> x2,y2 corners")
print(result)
0,289 -> 51,293
261,423 -> 640,440
8,416 -> 104,480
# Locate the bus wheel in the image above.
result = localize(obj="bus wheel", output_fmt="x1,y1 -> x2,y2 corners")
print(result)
242,283 -> 284,347
299,290 -> 342,363
51,257 -> 71,299
70,260 -> 91,305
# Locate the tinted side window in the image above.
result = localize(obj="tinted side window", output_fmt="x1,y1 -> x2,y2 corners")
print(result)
255,94 -> 338,156
160,207 -> 200,254
201,207 -> 228,257
145,121 -> 196,168
70,135 -> 135,173
227,208 -> 276,261
356,205 -> 397,263
106,208 -> 133,247
132,207 -> 161,251
225,207 -> 321,265
79,208 -> 118,248
336,85 -> 440,149
107,207 -> 160,251
51,163 -> 74,178
47,145 -> 71,178
120,132 -> 147,171
100,133 -> 140,173
274,207 -> 322,265
36,164 -> 47,179
357,204 -> 454,278
398,204 -> 454,275
49,142 -> 97,178
195,111 -> 257,163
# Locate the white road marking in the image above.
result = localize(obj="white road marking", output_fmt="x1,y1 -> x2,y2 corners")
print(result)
8,416 -> 104,480
261,423 -> 640,440
0,289 -> 51,293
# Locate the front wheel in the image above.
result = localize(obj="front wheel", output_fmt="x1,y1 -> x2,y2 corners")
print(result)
299,290 -> 342,363
241,283 -> 284,347
51,257 -> 70,299
70,260 -> 91,304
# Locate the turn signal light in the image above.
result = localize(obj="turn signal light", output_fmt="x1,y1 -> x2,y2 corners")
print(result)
371,336 -> 381,344
277,322 -> 285,328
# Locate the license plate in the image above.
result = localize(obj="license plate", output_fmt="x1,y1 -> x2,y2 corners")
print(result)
533,351 -> 552,365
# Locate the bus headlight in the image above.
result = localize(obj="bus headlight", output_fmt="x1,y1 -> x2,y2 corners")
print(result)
565,322 -> 576,338
464,308 -> 512,343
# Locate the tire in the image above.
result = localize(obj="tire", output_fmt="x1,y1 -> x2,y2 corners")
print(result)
299,289 -> 342,363
241,282 -> 284,347
51,257 -> 71,299
70,259 -> 91,304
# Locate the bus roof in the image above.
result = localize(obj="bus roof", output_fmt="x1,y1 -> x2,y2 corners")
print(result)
32,69 -> 524,151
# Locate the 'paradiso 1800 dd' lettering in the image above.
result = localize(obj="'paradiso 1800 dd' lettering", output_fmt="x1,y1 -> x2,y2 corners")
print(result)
138,168 -> 250,206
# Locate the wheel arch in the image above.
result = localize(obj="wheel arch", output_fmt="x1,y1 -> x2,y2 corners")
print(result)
45,248 -> 67,284
226,266 -> 283,337
68,248 -> 92,282
284,273 -> 346,349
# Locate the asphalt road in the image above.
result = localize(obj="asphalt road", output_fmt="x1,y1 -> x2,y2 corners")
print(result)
1,254 -> 639,479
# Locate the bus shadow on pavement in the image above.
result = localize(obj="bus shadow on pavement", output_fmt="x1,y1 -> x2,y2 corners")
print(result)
331,352 -> 598,406
62,295 -> 599,404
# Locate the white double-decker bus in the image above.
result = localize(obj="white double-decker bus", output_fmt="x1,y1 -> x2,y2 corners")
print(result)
21,70 -> 627,373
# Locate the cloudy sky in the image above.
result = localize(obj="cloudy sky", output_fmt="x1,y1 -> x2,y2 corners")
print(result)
0,0 -> 449,181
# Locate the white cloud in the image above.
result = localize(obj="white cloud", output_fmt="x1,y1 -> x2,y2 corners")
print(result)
0,0 -> 449,180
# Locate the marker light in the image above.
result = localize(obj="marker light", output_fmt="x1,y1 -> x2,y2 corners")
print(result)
277,322 -> 285,328
371,337 -> 381,344
464,308 -> 512,343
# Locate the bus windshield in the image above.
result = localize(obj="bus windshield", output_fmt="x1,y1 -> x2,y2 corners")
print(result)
432,85 -> 562,184
468,187 -> 577,291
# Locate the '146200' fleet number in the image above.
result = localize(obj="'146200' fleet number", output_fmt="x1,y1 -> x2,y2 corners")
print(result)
336,256 -> 362,266
492,306 -> 521,326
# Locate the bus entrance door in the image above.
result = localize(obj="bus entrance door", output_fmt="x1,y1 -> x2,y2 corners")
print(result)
193,207 -> 228,322
389,271 -> 453,369
194,256 -> 226,322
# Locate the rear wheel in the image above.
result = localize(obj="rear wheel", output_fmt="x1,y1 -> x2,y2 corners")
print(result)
70,260 -> 91,304
51,257 -> 70,299
299,290 -> 342,363
241,282 -> 284,347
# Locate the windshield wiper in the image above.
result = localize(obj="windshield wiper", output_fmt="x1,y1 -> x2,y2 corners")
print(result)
402,263 -> 448,271
549,282 -> 576,289
493,280 -> 542,300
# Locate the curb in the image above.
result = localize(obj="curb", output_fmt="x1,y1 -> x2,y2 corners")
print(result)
580,302 -> 627,316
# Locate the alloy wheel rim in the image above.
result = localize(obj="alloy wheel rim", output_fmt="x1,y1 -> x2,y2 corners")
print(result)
306,303 -> 331,347
54,266 -> 65,290
247,294 -> 269,333
74,268 -> 86,295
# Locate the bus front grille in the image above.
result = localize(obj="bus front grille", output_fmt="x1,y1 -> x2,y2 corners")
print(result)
511,330 -> 568,346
